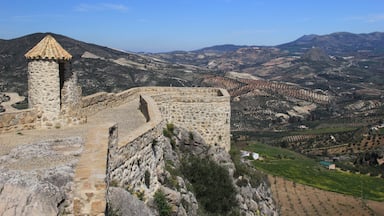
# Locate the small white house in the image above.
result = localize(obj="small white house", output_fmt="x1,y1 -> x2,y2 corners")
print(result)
240,150 -> 259,160
252,152 -> 259,160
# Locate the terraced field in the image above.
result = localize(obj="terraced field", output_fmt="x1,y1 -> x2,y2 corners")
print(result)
202,76 -> 331,104
247,142 -> 384,201
270,176 -> 383,216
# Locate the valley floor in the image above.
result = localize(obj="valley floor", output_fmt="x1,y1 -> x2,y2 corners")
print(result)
269,175 -> 384,216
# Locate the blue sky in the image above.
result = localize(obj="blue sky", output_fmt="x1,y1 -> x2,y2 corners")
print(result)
0,0 -> 383,52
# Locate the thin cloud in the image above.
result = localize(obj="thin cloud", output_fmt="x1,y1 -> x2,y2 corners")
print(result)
10,14 -> 66,22
366,14 -> 384,23
75,3 -> 128,12
345,14 -> 384,23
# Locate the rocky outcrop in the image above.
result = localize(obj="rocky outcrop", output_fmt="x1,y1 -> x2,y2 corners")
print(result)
0,137 -> 83,215
0,170 -> 67,216
107,125 -> 277,215
159,126 -> 278,216
108,187 -> 154,216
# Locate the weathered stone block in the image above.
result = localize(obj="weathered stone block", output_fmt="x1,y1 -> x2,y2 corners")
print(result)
91,200 -> 106,215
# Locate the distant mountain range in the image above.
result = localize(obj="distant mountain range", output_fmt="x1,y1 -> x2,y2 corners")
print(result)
1,31 -> 384,95
163,32 -> 384,56
1,31 -> 384,135
278,32 -> 384,55
0,32 -> 210,96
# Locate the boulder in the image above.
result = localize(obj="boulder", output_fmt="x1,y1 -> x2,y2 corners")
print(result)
108,187 -> 154,216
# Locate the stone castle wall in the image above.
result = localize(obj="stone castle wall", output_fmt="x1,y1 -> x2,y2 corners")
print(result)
0,109 -> 38,133
108,94 -> 166,197
152,88 -> 231,151
81,87 -> 231,150
73,94 -> 167,214
60,65 -> 85,126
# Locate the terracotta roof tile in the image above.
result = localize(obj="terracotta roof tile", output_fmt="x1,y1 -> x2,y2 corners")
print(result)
25,35 -> 72,60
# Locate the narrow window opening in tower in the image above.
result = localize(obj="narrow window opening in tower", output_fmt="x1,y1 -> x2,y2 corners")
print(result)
59,61 -> 65,108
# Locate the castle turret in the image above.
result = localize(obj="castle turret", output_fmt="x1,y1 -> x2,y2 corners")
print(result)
25,34 -> 84,127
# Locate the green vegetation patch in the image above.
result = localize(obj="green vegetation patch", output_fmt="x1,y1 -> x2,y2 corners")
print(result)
154,190 -> 172,216
244,142 -> 384,201
379,127 -> 384,135
181,155 -> 239,215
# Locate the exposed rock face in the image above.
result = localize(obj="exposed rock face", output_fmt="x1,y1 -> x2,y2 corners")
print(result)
0,137 -> 83,215
108,187 -> 154,216
158,126 -> 278,216
237,181 -> 277,216
0,170 -> 65,216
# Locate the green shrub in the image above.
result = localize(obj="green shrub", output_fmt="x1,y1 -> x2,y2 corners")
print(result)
154,190 -> 172,216
135,190 -> 145,201
107,205 -> 121,216
164,161 -> 180,190
166,123 -> 174,134
189,131 -> 194,141
163,123 -> 176,148
181,156 -> 238,215
144,170 -> 150,188
236,178 -> 249,187
110,179 -> 119,187
163,128 -> 172,139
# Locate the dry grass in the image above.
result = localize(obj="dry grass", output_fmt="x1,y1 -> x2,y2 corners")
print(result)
269,175 -> 383,216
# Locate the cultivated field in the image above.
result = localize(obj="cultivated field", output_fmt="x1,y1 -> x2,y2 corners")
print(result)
269,176 -> 383,216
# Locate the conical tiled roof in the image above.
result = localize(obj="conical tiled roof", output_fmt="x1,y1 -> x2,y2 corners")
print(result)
25,35 -> 72,60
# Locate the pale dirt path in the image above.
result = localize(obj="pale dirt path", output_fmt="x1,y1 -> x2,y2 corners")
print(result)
0,98 -> 146,157
0,92 -> 25,112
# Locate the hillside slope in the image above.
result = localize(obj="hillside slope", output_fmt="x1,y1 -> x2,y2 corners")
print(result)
0,33 -> 211,96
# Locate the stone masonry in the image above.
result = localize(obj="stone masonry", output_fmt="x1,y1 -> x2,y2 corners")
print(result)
25,35 -> 84,128
152,88 -> 231,151
0,35 -> 232,215
27,60 -> 61,125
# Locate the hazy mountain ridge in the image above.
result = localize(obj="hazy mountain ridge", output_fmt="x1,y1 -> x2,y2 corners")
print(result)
0,32 -> 210,96
194,44 -> 249,53
1,32 -> 384,131
279,32 -> 384,55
